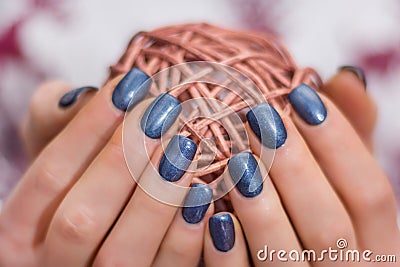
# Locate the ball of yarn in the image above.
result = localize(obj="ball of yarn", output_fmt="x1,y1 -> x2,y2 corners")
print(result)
107,23 -> 322,207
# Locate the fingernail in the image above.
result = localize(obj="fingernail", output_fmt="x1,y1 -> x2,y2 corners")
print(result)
338,65 -> 367,88
112,68 -> 151,111
58,86 -> 98,108
182,184 -> 213,224
209,214 -> 235,252
246,102 -> 287,149
159,135 -> 197,182
228,152 -> 263,198
140,93 -> 181,139
288,84 -> 327,125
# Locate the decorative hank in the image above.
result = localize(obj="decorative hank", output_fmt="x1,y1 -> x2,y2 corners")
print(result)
107,23 -> 322,184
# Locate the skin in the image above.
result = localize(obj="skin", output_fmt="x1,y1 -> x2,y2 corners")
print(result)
0,69 -> 399,266
212,72 -> 400,266
0,76 -> 210,266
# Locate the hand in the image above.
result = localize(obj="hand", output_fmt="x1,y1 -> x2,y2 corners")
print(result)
201,67 -> 399,266
0,69 -> 213,267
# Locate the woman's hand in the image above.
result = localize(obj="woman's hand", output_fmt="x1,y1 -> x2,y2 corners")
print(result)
1,65 -> 398,267
0,69 -> 213,267
202,67 -> 399,266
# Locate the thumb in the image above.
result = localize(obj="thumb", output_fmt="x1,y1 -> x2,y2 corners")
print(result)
321,66 -> 377,151
20,81 -> 98,159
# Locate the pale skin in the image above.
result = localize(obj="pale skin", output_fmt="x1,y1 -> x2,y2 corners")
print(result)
0,69 -> 399,266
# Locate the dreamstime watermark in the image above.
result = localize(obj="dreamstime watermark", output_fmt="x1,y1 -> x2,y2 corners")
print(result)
257,238 -> 397,263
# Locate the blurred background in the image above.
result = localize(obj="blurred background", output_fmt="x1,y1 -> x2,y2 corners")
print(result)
1,0 -> 399,209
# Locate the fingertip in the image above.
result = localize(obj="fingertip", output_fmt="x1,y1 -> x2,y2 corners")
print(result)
204,212 -> 250,267
322,68 -> 377,148
23,80 -> 99,158
337,65 -> 367,89
58,86 -> 98,109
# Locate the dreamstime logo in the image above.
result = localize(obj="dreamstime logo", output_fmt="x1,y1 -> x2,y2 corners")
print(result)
257,238 -> 397,263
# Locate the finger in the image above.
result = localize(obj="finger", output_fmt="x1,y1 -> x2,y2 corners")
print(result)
43,93 -> 182,267
226,151 -> 309,266
246,102 -> 356,261
152,183 -> 214,267
20,81 -> 98,158
321,66 -> 377,150
0,68 -> 151,245
287,84 -> 400,253
93,135 -> 198,267
204,213 -> 250,267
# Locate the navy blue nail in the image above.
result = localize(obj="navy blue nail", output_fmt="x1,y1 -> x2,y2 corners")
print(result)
159,135 -> 197,182
246,102 -> 287,149
288,84 -> 327,125
140,93 -> 181,139
228,152 -> 263,198
338,65 -> 367,88
209,214 -> 235,252
112,68 -> 151,111
182,184 -> 213,224
58,86 -> 98,108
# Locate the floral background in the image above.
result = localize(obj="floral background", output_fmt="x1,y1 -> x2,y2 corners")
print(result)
1,0 -> 400,211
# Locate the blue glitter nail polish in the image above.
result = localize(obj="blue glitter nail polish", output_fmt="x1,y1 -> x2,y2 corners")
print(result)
58,86 -> 98,108
159,135 -> 197,182
182,184 -> 213,224
228,152 -> 263,198
288,84 -> 327,125
246,102 -> 287,149
209,214 -> 235,252
338,65 -> 367,88
140,93 -> 181,139
111,68 -> 151,111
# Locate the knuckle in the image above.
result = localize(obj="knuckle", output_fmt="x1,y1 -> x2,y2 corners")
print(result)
93,250 -> 129,267
309,222 -> 354,249
356,183 -> 394,213
53,205 -> 97,244
33,160 -> 68,196
241,198 -> 283,230
167,242 -> 194,260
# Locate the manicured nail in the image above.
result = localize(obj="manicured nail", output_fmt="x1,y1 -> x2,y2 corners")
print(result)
228,152 -> 263,198
246,102 -> 287,149
288,84 -> 327,125
140,93 -> 181,139
209,214 -> 235,252
112,68 -> 151,111
182,184 -> 213,224
159,135 -> 197,182
58,86 -> 98,108
338,65 -> 367,88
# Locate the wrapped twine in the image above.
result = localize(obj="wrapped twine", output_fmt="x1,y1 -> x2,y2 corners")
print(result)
107,23 -> 322,192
